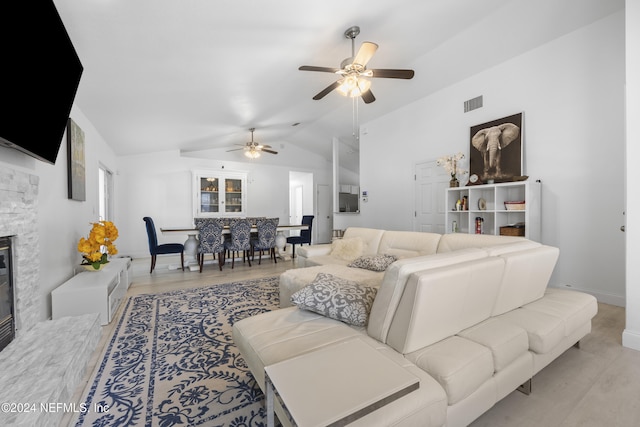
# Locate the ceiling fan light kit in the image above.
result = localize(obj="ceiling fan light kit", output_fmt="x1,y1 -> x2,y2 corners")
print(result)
336,75 -> 371,98
299,25 -> 414,104
244,149 -> 261,159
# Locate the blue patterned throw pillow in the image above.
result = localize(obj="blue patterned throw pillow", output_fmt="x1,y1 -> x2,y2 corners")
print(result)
290,273 -> 378,327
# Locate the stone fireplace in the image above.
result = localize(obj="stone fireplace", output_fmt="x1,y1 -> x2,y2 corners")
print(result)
0,167 -> 40,335
0,165 -> 102,426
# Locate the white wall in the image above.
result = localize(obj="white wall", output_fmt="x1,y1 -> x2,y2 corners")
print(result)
358,12 -> 626,304
115,149 -> 331,259
0,105 -> 119,321
623,0 -> 640,350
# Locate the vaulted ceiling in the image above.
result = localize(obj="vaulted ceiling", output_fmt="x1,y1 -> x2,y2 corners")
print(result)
53,0 -> 623,163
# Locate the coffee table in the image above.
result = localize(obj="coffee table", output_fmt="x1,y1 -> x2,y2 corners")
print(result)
264,338 -> 420,427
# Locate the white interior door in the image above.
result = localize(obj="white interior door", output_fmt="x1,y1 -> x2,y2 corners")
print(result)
414,160 -> 449,233
316,184 -> 332,243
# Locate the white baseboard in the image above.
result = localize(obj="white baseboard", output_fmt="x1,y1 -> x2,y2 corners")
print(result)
623,329 -> 640,351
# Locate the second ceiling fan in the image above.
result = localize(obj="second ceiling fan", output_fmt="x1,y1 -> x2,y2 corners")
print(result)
299,26 -> 414,104
226,128 -> 277,159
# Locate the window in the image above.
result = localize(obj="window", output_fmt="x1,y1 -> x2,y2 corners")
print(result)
98,165 -> 114,221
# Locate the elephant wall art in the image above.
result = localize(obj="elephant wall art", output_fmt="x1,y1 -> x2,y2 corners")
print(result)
469,113 -> 523,182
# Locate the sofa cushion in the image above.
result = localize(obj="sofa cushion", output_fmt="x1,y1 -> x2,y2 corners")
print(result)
341,227 -> 386,256
348,254 -> 397,272
279,265 -> 384,308
330,237 -> 365,261
491,245 -> 559,316
457,317 -> 529,372
290,273 -> 378,327
406,336 -> 494,405
496,308 -> 565,354
482,240 -> 541,256
377,230 -> 441,259
232,307 -> 365,392
367,248 -> 489,343
304,254 -> 352,267
386,257 -> 505,354
520,288 -> 598,337
437,233 -> 526,253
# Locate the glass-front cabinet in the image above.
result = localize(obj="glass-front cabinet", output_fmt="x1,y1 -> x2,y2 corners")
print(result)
193,170 -> 247,217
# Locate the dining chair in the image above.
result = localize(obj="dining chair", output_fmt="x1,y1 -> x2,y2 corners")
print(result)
247,216 -> 266,243
251,217 -> 279,264
224,218 -> 252,268
286,215 -> 314,258
143,216 -> 184,273
194,218 -> 225,272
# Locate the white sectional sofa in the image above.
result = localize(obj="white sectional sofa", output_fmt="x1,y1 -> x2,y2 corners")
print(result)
233,228 -> 597,426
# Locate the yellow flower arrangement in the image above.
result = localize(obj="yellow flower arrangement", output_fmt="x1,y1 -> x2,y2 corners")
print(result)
78,221 -> 119,269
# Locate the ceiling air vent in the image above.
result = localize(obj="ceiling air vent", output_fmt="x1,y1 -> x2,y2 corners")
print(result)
464,95 -> 483,113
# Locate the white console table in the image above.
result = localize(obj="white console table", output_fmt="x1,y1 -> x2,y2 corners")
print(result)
51,257 -> 132,325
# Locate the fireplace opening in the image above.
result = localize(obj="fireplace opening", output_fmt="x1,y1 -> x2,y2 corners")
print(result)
0,236 -> 15,352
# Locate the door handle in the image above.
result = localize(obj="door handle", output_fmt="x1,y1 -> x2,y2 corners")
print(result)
621,225 -> 625,232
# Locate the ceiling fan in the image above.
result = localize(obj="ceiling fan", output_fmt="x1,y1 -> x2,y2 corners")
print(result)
299,26 -> 414,104
226,128 -> 278,159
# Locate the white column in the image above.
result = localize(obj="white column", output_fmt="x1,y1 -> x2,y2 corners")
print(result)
623,0 -> 640,351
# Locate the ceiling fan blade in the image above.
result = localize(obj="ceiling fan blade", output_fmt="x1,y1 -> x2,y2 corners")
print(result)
353,42 -> 378,67
226,148 -> 244,152
261,149 -> 278,155
312,80 -> 340,100
299,65 -> 341,73
361,89 -> 376,104
370,69 -> 415,79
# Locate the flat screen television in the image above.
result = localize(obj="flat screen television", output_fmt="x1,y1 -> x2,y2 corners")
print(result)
0,1 -> 83,164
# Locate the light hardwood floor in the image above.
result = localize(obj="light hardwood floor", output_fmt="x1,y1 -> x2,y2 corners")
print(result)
65,255 -> 639,427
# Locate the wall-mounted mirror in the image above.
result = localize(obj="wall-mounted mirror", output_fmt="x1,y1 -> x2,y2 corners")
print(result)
333,137 -> 360,213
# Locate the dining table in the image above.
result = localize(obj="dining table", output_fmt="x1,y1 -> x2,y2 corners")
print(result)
160,223 -> 309,271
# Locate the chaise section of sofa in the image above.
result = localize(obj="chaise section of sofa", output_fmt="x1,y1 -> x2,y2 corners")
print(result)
232,307 -> 449,427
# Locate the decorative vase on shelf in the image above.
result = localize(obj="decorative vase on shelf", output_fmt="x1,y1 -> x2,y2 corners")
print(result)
449,177 -> 459,188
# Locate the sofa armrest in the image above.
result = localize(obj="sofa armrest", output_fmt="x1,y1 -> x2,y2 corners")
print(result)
297,243 -> 333,258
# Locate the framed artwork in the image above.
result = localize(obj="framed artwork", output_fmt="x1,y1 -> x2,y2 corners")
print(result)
469,112 -> 523,182
67,118 -> 86,201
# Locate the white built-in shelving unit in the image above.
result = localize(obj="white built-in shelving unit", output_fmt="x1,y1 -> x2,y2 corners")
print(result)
445,181 -> 541,241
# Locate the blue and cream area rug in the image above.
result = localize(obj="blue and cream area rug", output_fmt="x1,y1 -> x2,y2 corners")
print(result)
74,276 -> 279,427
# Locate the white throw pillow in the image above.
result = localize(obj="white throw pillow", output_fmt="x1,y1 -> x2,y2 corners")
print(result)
331,237 -> 364,261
